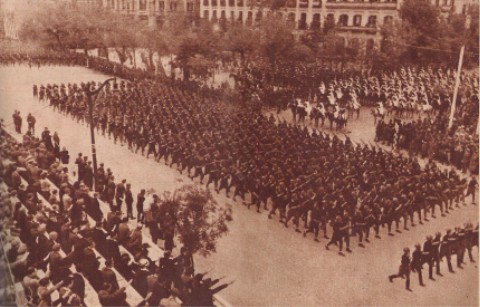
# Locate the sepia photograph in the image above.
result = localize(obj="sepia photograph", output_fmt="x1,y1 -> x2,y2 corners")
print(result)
0,0 -> 478,306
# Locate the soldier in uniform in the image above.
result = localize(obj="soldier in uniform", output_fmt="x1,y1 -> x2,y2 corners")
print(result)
303,204 -> 321,242
411,244 -> 425,287
442,229 -> 455,273
389,247 -> 411,291
422,235 -> 436,280
465,176 -> 478,205
326,215 -> 346,256
464,222 -> 476,263
353,209 -> 366,248
146,135 -> 157,159
27,113 -> 36,135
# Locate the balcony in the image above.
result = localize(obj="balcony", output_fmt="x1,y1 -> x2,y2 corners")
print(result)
336,24 -> 378,34
325,1 -> 397,10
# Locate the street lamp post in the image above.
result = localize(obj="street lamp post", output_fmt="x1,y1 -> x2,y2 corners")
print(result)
83,78 -> 115,191
448,14 -> 471,130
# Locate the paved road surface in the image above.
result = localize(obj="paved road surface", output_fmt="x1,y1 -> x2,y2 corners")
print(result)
0,65 -> 478,306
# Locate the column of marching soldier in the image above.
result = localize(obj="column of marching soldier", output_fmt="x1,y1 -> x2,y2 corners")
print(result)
0,53 -> 478,301
389,223 -> 478,291
26,75 -> 478,258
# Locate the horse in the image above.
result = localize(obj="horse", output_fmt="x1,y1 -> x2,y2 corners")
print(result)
326,105 -> 347,131
310,105 -> 326,128
335,109 -> 348,131
372,103 -> 386,124
419,101 -> 433,118
297,104 -> 307,123
346,97 -> 361,119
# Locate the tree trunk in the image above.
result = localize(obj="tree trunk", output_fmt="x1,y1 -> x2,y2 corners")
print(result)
155,58 -> 168,78
170,54 -> 175,79
104,47 -> 110,61
133,48 -> 137,68
115,48 -> 127,66
183,66 -> 190,81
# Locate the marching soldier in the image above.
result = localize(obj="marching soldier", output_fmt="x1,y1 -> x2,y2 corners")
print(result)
410,244 -> 425,287
389,247 -> 412,291
326,215 -> 346,256
431,232 -> 442,276
442,229 -> 455,273
422,235 -> 435,280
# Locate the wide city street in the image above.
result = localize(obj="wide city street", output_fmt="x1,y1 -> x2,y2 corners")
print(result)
0,65 -> 478,306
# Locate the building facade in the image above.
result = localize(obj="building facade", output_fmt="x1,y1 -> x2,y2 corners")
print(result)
199,0 -> 476,40
102,0 -> 199,26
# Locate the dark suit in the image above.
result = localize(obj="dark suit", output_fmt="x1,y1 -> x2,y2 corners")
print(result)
101,267 -> 119,290
88,197 -> 103,222
125,190 -> 134,218
91,228 -> 108,257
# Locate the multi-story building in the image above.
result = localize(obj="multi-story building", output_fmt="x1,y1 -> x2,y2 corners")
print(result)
72,0 -> 103,7
102,0 -> 200,26
201,0 -> 397,31
199,0 -> 476,42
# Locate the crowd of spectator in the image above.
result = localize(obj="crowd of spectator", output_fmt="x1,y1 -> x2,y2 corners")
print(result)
375,114 -> 479,174
0,126 -> 231,306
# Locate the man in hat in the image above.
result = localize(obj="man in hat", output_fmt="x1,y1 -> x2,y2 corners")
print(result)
49,243 -> 72,284
98,282 -> 127,306
101,259 -> 120,291
160,251 -> 175,287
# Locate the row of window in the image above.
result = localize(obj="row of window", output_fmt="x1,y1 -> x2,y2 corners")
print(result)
202,0 -> 396,5
204,9 -> 391,28
107,0 -> 194,11
326,0 -> 396,2
434,0 -> 453,6
334,14 -> 393,27
202,0 -> 321,7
